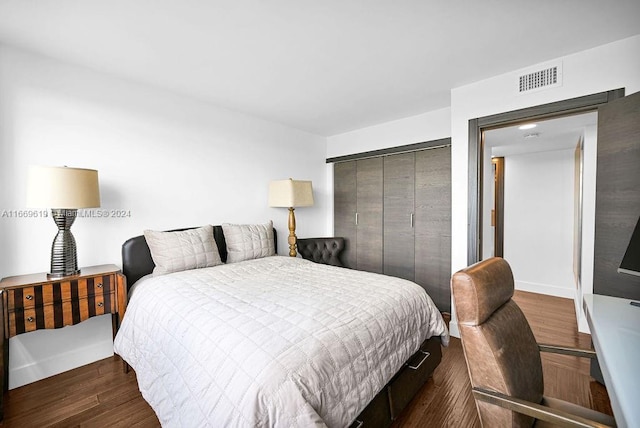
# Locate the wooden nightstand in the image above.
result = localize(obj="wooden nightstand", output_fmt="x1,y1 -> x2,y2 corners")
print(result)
0,264 -> 127,420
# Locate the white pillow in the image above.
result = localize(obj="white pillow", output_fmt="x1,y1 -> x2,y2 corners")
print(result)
144,225 -> 223,276
222,221 -> 276,263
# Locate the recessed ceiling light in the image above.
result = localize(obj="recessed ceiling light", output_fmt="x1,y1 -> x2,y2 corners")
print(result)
519,123 -> 537,130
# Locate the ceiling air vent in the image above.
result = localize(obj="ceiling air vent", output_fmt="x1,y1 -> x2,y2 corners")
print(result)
518,63 -> 562,94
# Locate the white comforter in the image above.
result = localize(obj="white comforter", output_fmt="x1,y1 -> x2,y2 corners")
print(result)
114,256 -> 448,428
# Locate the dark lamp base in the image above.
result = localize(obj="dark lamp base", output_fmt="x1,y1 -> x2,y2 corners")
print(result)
49,208 -> 81,278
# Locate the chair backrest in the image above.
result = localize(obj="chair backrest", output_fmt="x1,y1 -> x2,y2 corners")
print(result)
451,257 -> 544,427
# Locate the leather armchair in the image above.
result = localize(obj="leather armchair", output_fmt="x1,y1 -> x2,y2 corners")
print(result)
451,257 -> 615,427
297,237 -> 345,267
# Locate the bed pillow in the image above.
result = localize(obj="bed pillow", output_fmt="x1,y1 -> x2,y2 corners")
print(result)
222,221 -> 276,263
144,225 -> 223,276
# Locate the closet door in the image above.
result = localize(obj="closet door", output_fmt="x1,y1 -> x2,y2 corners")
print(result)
415,147 -> 452,313
383,153 -> 415,281
356,157 -> 384,273
334,161 -> 357,269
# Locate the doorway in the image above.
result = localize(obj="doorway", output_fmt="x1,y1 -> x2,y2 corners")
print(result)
467,89 -> 624,265
467,88 -> 625,333
480,112 -> 596,298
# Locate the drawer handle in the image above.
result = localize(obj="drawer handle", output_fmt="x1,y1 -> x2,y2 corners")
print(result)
27,316 -> 35,323
98,302 -> 104,308
97,283 -> 103,289
407,350 -> 431,370
25,294 -> 34,300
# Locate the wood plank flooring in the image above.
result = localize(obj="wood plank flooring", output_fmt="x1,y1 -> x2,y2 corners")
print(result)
392,291 -> 612,427
0,291 -> 612,427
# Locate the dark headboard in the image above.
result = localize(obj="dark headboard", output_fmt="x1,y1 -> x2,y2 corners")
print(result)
122,225 -> 277,289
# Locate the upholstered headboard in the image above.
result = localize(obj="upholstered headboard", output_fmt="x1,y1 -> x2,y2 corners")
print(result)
121,225 -> 277,289
297,237 -> 345,267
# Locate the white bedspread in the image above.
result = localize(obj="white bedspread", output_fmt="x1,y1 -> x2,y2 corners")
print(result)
114,256 -> 448,427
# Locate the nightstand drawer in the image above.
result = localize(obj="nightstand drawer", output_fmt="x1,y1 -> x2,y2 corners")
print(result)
7,292 -> 116,337
6,274 -> 115,311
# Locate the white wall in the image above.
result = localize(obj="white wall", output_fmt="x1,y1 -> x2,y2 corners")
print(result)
502,149 -> 575,298
450,35 -> 640,337
577,124 -> 598,332
326,107 -> 451,159
0,45 -> 329,388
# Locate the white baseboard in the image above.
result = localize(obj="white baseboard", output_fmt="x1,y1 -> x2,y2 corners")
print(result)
578,313 -> 591,334
449,320 -> 460,339
515,280 -> 575,300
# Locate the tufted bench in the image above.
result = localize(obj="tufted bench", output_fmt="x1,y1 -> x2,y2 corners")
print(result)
296,237 -> 345,267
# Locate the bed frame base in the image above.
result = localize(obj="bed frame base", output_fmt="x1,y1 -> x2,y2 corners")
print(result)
350,336 -> 442,427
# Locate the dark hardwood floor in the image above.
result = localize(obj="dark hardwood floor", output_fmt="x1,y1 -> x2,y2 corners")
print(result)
392,291 -> 612,427
0,291 -> 612,427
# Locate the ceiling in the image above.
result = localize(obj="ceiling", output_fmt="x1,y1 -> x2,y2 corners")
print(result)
0,1 -> 638,136
485,111 -> 598,157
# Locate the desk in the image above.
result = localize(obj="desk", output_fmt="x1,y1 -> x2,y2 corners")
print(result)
583,294 -> 640,428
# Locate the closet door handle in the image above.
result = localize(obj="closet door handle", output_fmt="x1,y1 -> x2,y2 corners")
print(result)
355,212 -> 359,225
410,213 -> 414,228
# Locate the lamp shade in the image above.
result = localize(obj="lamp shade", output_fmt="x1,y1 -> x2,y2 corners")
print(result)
27,166 -> 101,209
268,179 -> 314,208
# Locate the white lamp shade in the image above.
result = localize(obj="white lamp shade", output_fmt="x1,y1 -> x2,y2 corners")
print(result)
268,179 -> 314,208
27,166 -> 101,209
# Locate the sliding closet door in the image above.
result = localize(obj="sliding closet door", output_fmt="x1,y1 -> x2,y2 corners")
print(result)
334,161 -> 357,269
356,157 -> 384,273
384,153 -> 415,281
415,147 -> 452,313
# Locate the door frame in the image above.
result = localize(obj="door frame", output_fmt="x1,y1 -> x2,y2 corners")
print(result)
492,157 -> 505,258
467,88 -> 625,265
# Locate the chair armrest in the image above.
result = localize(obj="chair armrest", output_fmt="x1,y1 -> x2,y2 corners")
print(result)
538,344 -> 597,359
472,388 -> 613,427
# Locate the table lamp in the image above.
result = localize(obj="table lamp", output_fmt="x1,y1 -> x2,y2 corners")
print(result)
268,178 -> 314,257
27,166 -> 101,278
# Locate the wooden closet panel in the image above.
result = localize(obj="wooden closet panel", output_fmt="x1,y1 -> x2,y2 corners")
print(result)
594,91 -> 640,299
334,161 -> 357,269
356,157 -> 384,273
384,153 -> 416,281
415,147 -> 452,313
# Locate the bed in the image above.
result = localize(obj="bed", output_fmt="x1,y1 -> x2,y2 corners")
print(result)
113,223 -> 449,428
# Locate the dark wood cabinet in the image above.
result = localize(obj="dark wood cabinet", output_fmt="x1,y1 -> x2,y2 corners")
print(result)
334,158 -> 384,273
333,145 -> 452,313
415,147 -> 452,313
384,152 -> 416,281
334,161 -> 358,269
594,90 -> 640,300
356,158 -> 384,273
